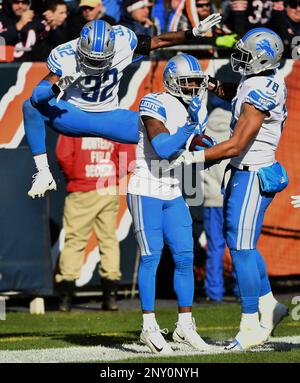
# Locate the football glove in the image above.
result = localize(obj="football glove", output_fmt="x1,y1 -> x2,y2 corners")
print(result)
192,13 -> 222,37
52,73 -> 81,102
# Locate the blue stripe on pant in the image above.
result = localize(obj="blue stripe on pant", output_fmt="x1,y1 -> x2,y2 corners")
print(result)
127,194 -> 194,311
23,98 -> 139,155
223,167 -> 274,313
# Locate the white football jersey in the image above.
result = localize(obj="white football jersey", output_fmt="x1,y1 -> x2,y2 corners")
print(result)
47,25 -> 138,112
230,69 -> 287,167
128,92 -> 208,200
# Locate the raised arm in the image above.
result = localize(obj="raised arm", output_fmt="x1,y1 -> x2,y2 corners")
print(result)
149,13 -> 222,50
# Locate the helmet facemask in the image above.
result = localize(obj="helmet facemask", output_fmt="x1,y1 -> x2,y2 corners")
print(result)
165,71 -> 208,104
231,41 -> 254,75
76,45 -> 115,76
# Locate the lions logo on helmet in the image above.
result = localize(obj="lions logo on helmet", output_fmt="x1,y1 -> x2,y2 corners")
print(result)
163,54 -> 208,103
231,28 -> 284,76
77,20 -> 116,76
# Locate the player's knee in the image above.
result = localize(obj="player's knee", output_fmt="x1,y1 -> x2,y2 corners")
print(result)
173,251 -> 194,271
23,98 -> 36,118
139,252 -> 161,271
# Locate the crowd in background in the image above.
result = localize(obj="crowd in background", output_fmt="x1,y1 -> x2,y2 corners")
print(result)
0,0 -> 299,61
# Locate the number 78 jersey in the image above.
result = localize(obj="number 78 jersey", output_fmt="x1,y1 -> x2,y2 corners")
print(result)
47,25 -> 138,112
230,69 -> 287,167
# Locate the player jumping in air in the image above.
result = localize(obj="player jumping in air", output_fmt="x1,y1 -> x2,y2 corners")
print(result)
22,14 -> 222,198
127,53 -> 213,354
171,28 -> 289,351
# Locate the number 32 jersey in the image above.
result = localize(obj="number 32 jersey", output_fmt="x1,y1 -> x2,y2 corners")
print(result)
230,69 -> 287,167
47,25 -> 138,112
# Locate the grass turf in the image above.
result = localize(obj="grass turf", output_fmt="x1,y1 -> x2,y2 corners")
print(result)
0,300 -> 300,362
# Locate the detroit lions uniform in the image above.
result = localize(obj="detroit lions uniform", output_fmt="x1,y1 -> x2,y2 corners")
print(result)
230,69 -> 287,167
23,25 -> 141,158
127,92 -> 208,311
47,26 -> 138,113
128,92 -> 207,200
223,69 -> 287,317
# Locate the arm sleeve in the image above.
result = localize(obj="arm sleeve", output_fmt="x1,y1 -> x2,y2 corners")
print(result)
151,128 -> 193,160
55,135 -> 75,179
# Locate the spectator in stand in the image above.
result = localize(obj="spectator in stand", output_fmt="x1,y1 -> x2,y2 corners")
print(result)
0,0 -> 50,61
66,0 -> 115,40
103,0 -> 121,22
120,0 -> 157,37
168,0 -> 237,58
29,0 -> 68,60
272,0 -> 300,57
228,0 -> 286,38
55,135 -> 135,312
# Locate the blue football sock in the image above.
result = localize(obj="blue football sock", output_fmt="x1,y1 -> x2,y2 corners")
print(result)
230,249 -> 261,313
254,249 -> 271,297
138,252 -> 161,311
173,252 -> 194,308
23,99 -> 47,155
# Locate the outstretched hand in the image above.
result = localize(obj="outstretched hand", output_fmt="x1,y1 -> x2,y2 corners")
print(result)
193,13 -> 222,37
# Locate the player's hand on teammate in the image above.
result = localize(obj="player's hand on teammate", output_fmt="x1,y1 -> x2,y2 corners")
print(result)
192,13 -> 222,37
291,195 -> 300,208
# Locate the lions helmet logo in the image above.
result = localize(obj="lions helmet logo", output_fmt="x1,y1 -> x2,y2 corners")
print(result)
256,39 -> 275,59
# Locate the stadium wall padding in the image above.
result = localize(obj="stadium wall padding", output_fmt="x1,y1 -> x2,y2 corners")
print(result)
0,59 -> 299,293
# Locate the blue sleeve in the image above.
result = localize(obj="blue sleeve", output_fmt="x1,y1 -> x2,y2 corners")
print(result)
151,124 -> 193,160
245,89 -> 277,112
31,80 -> 56,106
47,49 -> 63,76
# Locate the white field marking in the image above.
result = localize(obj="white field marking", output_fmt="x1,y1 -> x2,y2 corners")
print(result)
0,335 -> 299,363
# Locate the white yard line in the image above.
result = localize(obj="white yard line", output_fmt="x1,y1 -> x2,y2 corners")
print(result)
0,336 -> 299,363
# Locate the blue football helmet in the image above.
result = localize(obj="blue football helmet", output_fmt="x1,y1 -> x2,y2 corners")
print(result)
231,28 -> 284,76
77,20 -> 116,76
163,54 -> 208,103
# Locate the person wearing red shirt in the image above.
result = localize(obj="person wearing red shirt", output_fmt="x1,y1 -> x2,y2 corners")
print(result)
55,135 -> 135,311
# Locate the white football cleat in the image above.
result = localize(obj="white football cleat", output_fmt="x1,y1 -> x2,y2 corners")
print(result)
28,169 -> 57,198
260,302 -> 289,337
225,325 -> 269,351
140,325 -> 173,355
173,318 -> 210,351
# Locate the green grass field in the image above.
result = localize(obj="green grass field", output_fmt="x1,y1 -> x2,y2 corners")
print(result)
1,300 -> 300,363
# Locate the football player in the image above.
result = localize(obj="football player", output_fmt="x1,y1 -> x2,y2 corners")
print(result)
22,14 -> 221,198
127,54 -> 212,354
172,28 -> 289,350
